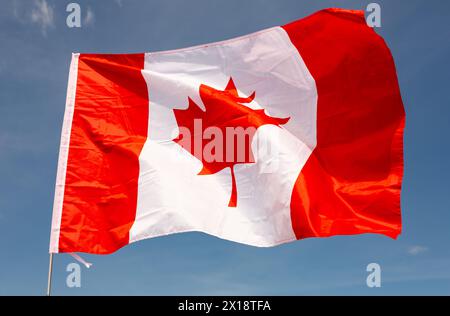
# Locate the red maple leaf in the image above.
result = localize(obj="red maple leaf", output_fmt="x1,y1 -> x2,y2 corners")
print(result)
173,78 -> 289,207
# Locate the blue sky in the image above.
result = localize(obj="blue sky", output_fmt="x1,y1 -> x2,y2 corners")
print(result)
1,0 -> 449,295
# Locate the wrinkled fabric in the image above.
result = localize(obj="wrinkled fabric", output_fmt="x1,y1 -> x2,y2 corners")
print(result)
50,9 -> 404,254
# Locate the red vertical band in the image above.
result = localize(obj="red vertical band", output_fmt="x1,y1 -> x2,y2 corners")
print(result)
283,9 -> 405,239
59,54 -> 149,254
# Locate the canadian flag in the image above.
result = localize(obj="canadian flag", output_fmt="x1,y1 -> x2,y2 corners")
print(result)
50,9 -> 405,254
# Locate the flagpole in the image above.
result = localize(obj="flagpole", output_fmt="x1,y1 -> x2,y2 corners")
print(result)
47,253 -> 54,296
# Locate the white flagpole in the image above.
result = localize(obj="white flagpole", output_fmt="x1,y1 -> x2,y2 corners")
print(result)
46,253 -> 54,296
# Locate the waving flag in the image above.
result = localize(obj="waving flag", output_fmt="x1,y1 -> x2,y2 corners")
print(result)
50,8 -> 405,254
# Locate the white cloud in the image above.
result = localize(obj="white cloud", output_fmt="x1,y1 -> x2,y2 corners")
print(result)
115,0 -> 123,7
408,245 -> 428,255
30,0 -> 54,36
83,7 -> 95,26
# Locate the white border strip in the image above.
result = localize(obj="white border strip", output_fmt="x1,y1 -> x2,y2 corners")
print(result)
49,53 -> 80,253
